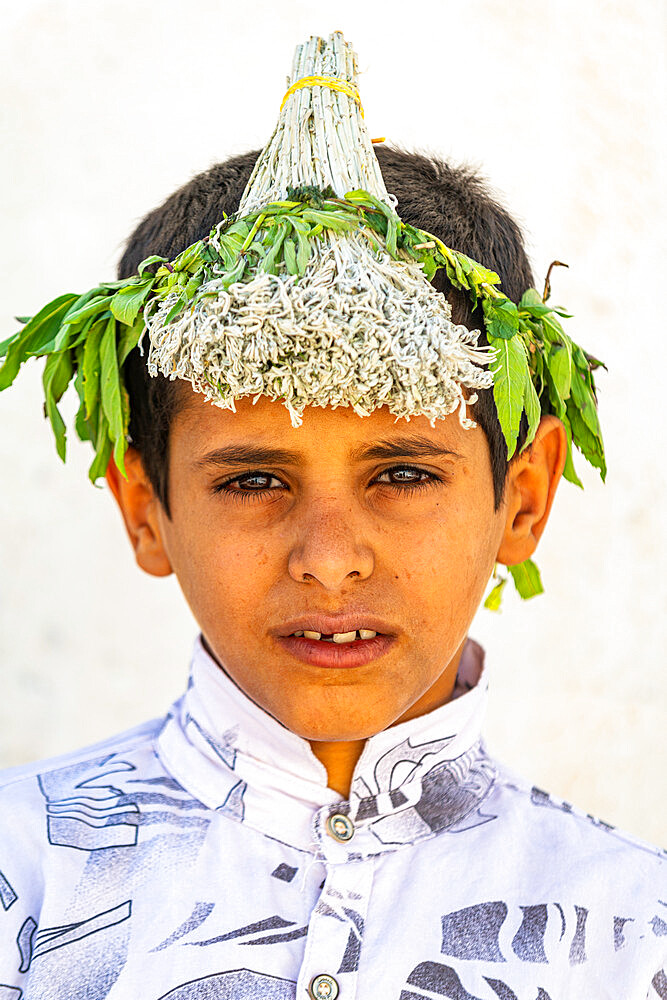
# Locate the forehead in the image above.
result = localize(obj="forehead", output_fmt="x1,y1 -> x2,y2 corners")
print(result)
170,385 -> 486,463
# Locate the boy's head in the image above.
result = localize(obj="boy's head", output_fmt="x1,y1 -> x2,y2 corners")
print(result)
106,147 -> 567,744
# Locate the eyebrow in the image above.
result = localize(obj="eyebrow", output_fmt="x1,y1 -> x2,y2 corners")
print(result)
196,445 -> 302,468
351,435 -> 462,462
196,434 -> 462,469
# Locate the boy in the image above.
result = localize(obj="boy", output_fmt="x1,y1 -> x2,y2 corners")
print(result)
0,32 -> 664,1000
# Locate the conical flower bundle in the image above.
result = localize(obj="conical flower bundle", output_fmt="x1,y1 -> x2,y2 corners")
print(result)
144,33 -> 494,429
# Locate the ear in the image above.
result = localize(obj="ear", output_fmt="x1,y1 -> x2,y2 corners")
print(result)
105,447 -> 173,577
496,415 -> 568,566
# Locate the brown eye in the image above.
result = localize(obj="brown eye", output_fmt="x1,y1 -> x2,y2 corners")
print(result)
386,468 -> 426,484
213,471 -> 286,499
233,473 -> 276,490
373,465 -> 442,492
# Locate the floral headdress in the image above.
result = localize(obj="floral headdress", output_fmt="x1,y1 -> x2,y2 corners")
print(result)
0,32 -> 605,606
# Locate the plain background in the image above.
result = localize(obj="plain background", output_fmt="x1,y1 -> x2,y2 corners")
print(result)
0,0 -> 665,845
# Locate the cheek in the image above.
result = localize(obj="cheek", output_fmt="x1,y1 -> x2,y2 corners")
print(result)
162,511 -> 276,627
389,499 -> 499,624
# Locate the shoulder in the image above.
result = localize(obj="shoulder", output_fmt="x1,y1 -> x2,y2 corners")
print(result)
479,758 -> 667,979
0,717 -> 165,808
0,718 -> 169,937
484,754 -> 666,936
490,757 -> 665,865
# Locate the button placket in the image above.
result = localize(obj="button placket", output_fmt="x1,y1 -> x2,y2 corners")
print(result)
297,846 -> 375,1000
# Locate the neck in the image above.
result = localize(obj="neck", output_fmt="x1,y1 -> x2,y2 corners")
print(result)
308,641 -> 464,797
309,740 -> 367,797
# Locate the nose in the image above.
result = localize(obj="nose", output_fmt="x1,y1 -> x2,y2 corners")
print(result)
287,497 -> 374,589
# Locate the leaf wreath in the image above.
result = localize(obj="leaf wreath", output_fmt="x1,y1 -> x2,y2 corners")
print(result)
0,187 -> 605,604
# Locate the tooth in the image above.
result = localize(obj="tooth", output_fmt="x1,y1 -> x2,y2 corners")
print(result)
359,629 -> 377,640
293,631 -> 304,637
332,631 -> 357,644
303,630 -> 321,640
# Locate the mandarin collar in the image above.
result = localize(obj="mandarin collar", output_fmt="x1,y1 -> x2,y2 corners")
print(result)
156,636 -> 496,855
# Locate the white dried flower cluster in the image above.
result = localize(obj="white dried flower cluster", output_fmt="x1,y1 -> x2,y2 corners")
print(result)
145,232 -> 494,427
238,32 -> 390,215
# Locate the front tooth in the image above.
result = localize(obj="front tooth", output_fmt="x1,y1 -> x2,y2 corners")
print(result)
359,629 -> 377,640
293,631 -> 304,637
332,631 -> 357,644
303,630 -> 321,640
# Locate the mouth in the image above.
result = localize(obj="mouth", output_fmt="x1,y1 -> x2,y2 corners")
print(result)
290,628 -> 379,643
274,617 -> 396,669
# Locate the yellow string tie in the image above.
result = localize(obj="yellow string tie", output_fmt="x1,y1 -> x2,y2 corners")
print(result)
280,75 -> 364,117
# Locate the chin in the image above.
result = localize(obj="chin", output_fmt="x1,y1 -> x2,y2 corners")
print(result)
283,711 -> 394,744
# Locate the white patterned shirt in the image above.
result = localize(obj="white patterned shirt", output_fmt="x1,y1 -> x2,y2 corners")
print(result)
0,636 -> 665,1000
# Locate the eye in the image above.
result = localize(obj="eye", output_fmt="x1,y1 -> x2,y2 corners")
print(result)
373,465 -> 443,492
212,471 -> 287,501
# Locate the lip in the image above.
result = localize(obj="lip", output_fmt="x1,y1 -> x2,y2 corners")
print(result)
273,613 -> 396,639
276,632 -> 396,669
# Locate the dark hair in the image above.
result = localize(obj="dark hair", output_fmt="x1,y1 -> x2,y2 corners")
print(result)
119,147 -> 534,515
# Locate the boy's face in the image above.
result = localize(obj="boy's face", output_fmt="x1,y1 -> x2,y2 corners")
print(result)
146,390 -> 509,742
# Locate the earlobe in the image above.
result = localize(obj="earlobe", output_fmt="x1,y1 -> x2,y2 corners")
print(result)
105,449 -> 173,578
496,415 -> 568,566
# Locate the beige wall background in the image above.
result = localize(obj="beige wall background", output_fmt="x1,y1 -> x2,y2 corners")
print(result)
0,0 -> 665,845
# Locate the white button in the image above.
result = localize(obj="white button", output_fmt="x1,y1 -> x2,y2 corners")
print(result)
326,812 -> 355,842
309,973 -> 340,999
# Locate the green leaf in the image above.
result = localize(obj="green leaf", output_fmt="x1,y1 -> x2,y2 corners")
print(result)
74,399 -> 94,443
172,242 -> 204,273
261,221 -> 289,274
301,209 -> 356,233
540,309 -> 569,348
61,294 -> 111,326
99,318 -> 124,464
42,350 -> 74,461
82,317 -> 106,419
117,314 -> 146,367
566,395 -> 606,480
88,409 -> 113,484
285,218 -> 312,273
137,254 -> 168,275
561,414 -> 583,488
163,295 -> 188,324
343,189 -> 377,207
0,294 -> 78,390
110,279 -> 154,325
522,372 -> 541,449
483,297 -> 520,340
385,214 -> 398,256
520,302 -> 555,319
448,255 -> 468,290
569,367 -> 602,440
73,354 -> 93,444
465,256 -> 500,287
519,288 -> 543,309
543,363 -> 566,420
489,333 -> 529,458
184,269 -> 205,299
548,343 -> 572,400
484,573 -> 508,612
113,383 -> 131,476
508,558 -> 544,599
284,235 -> 298,275
0,332 -> 17,359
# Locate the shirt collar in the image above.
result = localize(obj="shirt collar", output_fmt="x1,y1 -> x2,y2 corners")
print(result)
156,636 -> 496,854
